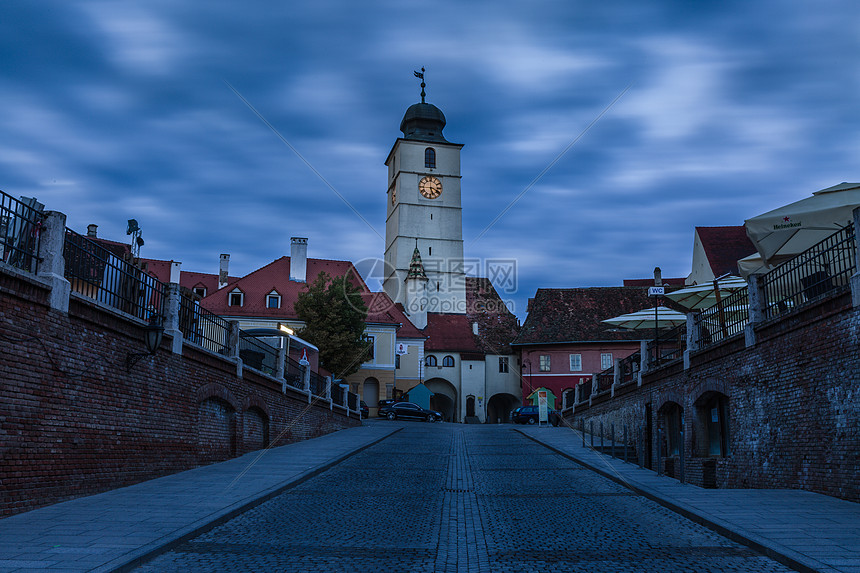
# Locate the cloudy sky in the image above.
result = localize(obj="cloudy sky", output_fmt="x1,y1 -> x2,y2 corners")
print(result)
2,1 -> 858,319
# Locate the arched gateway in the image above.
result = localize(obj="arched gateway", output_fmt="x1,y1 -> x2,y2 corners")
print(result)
425,377 -> 457,422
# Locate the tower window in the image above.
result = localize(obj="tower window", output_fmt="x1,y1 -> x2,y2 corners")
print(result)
428,247 -> 432,255
425,147 -> 436,169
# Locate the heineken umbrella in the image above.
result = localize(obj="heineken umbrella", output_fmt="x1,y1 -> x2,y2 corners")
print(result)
602,307 -> 687,330
664,276 -> 748,310
744,182 -> 860,266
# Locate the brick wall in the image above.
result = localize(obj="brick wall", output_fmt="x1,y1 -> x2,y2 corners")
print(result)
565,288 -> 860,502
0,265 -> 359,517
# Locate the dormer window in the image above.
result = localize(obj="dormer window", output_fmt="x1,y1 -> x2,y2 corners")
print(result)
229,288 -> 244,307
192,286 -> 207,298
425,147 -> 436,169
267,290 -> 281,309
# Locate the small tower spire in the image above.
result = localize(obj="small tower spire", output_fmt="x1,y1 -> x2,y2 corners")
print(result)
413,67 -> 426,103
406,244 -> 428,280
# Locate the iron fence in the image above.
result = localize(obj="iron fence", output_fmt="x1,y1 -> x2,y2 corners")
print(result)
178,293 -> 231,354
694,286 -> 749,349
646,323 -> 686,367
596,369 -> 613,394
63,229 -> 165,321
331,382 -> 345,406
309,371 -> 327,397
347,392 -> 358,411
284,356 -> 306,391
578,379 -> 592,403
761,223 -> 855,320
619,352 -> 640,385
238,331 -> 278,375
0,190 -> 43,273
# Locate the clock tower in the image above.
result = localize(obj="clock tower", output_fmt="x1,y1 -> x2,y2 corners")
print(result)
383,92 -> 466,322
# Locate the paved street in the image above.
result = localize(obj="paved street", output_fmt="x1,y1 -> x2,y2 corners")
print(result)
134,422 -> 794,572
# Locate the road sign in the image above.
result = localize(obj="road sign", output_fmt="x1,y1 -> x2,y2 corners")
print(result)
648,286 -> 665,296
538,390 -> 548,423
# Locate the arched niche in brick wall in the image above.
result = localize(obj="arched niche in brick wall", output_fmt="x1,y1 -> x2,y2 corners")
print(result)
693,390 -> 731,459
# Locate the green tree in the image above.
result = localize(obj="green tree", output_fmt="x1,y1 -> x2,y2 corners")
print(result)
294,271 -> 369,378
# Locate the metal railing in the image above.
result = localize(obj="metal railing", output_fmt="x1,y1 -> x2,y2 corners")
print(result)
64,229 -> 165,321
309,371 -> 327,397
347,392 -> 358,411
178,293 -> 232,354
596,369 -> 613,394
694,286 -> 749,349
646,323 -> 686,367
284,356 -> 306,391
238,332 -> 278,375
619,352 -> 640,385
578,380 -> 592,403
761,223 -> 855,320
331,383 -> 345,406
0,190 -> 43,273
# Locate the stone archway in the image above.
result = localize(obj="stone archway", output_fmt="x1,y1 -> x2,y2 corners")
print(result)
425,377 -> 457,422
487,393 -> 521,424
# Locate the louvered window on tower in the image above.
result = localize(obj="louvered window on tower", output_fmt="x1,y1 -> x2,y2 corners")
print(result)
425,147 -> 436,168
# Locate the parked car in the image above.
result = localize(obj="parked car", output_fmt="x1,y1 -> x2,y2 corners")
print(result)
510,407 -> 522,423
513,405 -> 560,426
377,399 -> 396,415
379,401 -> 439,422
359,400 -> 369,419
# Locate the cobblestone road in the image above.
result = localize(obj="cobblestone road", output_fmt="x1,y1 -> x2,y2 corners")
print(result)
135,423 -> 795,572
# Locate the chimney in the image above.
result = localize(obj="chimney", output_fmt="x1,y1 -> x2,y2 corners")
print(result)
219,254 -> 230,289
290,237 -> 308,282
87,224 -> 98,238
653,267 -> 663,286
169,261 -> 182,284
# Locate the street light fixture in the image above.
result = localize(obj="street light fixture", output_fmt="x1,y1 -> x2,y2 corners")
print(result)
126,315 -> 164,372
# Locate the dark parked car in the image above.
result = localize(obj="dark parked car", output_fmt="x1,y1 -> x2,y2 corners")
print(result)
359,400 -> 369,419
379,401 -> 440,422
377,399 -> 396,415
513,405 -> 560,426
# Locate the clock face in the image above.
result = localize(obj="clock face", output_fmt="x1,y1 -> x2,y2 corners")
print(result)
419,176 -> 442,199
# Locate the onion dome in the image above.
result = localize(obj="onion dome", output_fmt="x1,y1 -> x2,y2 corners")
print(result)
400,103 -> 449,143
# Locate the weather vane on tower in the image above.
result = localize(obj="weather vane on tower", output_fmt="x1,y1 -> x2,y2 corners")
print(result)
414,67 -> 426,103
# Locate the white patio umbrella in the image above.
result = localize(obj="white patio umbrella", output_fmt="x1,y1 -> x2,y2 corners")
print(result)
601,307 -> 687,330
664,276 -> 748,311
744,182 -> 860,266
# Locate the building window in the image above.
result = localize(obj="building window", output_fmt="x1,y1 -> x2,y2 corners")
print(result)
499,356 -> 509,373
267,291 -> 281,309
539,355 -> 550,372
425,355 -> 437,367
395,354 -> 401,369
425,147 -> 436,168
569,354 -> 582,371
442,355 -> 455,367
228,289 -> 244,307
601,353 -> 613,370
192,286 -> 207,298
365,336 -> 374,360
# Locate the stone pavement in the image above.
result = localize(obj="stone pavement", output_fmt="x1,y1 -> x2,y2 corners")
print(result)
518,425 -> 860,573
0,424 -> 399,573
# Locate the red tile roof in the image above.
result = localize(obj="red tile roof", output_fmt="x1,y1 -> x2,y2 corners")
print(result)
513,287 -> 652,345
696,226 -> 757,278
364,291 -> 425,336
424,313 -> 483,352
422,277 -> 520,354
622,277 -> 686,287
202,256 -> 366,320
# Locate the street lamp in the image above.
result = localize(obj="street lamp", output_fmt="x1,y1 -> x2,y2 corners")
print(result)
126,315 -> 164,372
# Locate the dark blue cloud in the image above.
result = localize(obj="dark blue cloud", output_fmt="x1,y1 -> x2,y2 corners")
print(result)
0,0 -> 857,318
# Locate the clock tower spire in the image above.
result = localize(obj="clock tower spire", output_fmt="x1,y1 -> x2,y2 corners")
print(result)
383,81 -> 466,316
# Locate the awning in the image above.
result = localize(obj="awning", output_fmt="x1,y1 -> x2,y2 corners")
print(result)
665,276 -> 748,310
601,307 -> 687,330
744,182 -> 860,266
